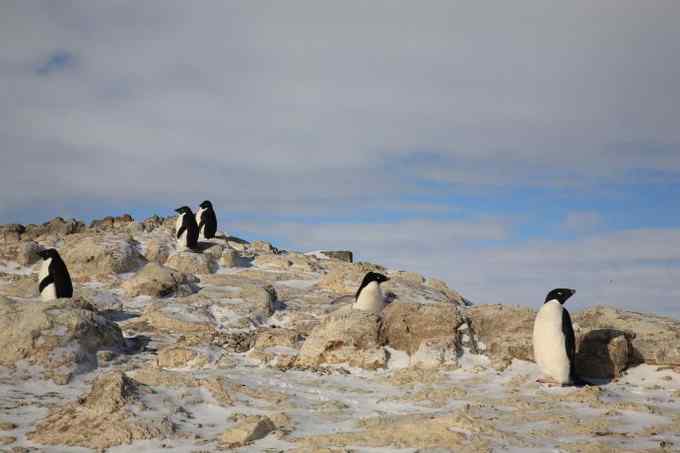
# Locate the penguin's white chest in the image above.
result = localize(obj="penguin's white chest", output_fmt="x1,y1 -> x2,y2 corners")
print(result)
533,300 -> 570,384
195,208 -> 206,237
39,258 -> 56,301
353,282 -> 384,314
176,213 -> 188,248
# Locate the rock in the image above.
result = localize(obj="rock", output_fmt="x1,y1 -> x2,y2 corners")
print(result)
0,422 -> 18,431
576,329 -> 631,379
134,302 -> 216,334
155,345 -> 222,369
88,214 -> 134,231
61,234 -> 147,276
27,370 -> 175,449
466,304 -> 536,370
297,308 -> 386,370
240,284 -> 277,321
23,217 -> 85,239
197,241 -> 225,260
0,274 -> 39,298
380,302 -> 466,355
0,224 -> 25,243
0,435 -> 16,445
250,240 -> 280,255
220,415 -> 276,448
220,249 -> 246,267
253,327 -> 303,350
0,297 -> 128,383
142,238 -> 173,264
121,262 -> 198,298
75,287 -> 123,312
318,262 -> 386,294
410,336 -> 460,369
425,278 -> 467,305
573,306 -> 680,366
319,250 -> 353,263
211,331 -> 256,353
165,251 -> 217,274
16,241 -> 44,266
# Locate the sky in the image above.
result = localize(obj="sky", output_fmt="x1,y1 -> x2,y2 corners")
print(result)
1,1 -> 679,317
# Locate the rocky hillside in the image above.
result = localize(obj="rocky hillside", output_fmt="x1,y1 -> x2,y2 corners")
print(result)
0,215 -> 679,452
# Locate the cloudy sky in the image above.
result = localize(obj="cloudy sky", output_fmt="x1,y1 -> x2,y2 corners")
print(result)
2,1 -> 679,316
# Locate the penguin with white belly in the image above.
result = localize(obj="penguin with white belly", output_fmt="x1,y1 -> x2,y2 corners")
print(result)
175,206 -> 199,251
533,288 -> 580,386
352,272 -> 391,314
195,200 -> 217,240
37,249 -> 73,301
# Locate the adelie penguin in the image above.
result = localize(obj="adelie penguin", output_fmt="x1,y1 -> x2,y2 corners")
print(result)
175,206 -> 199,251
37,249 -> 73,301
195,200 -> 217,240
533,288 -> 582,386
330,272 -> 394,314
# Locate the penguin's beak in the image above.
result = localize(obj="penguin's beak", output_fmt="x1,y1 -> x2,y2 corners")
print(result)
174,208 -> 181,214
569,289 -> 576,295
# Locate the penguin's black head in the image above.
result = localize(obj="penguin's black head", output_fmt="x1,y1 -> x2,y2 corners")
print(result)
545,288 -> 576,304
355,272 -> 390,299
38,249 -> 60,260
199,200 -> 213,209
175,206 -> 193,215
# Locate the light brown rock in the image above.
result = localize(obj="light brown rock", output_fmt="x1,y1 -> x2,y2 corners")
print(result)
61,234 -> 147,276
220,415 -> 276,448
28,370 -> 175,449
0,224 -> 24,243
165,251 -> 217,274
381,302 -> 466,355
0,274 -> 39,298
121,262 -> 197,298
410,336 -> 460,369
16,241 -> 44,266
0,296 -> 127,383
134,302 -> 216,334
23,217 -> 85,240
297,308 -> 386,370
317,262 -> 385,294
155,345 -> 221,369
143,237 -> 173,264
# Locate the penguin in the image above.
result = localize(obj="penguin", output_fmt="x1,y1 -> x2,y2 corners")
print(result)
37,249 -> 73,301
352,272 -> 390,314
195,200 -> 217,239
175,206 -> 199,251
533,288 -> 578,386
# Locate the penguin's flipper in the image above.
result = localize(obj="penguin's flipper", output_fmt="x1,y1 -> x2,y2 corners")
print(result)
177,224 -> 187,239
38,274 -> 55,293
562,309 -> 577,381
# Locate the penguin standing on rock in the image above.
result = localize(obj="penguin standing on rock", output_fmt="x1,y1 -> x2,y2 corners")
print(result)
352,272 -> 391,314
195,200 -> 217,239
533,288 -> 579,386
175,206 -> 199,251
37,249 -> 73,301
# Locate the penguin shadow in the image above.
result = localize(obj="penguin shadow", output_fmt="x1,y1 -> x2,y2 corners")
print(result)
575,328 -> 638,386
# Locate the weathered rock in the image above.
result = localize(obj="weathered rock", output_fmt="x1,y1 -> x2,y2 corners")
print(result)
88,214 -> 134,231
250,240 -> 279,254
220,249 -> 246,267
61,234 -> 147,276
576,329 -> 631,379
410,336 -> 460,369
0,224 -> 25,243
297,308 -> 386,370
211,331 -> 256,353
220,415 -> 276,448
425,278 -> 467,305
381,302 -> 466,355
165,251 -> 217,274
317,262 -> 386,294
143,237 -> 173,264
134,302 -> 216,334
121,262 -> 198,298
253,327 -> 303,350
23,217 -> 85,239
0,274 -> 39,298
319,250 -> 353,263
28,370 -> 175,449
467,304 -> 536,370
0,296 -> 128,383
155,345 -> 222,369
197,241 -> 225,260
76,287 -> 123,312
574,305 -> 680,366
255,253 -> 319,272
16,241 -> 45,266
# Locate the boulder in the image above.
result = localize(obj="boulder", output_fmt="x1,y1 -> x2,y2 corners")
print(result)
61,234 -> 147,276
0,296 -> 128,383
576,329 -> 631,379
380,302 -> 466,355
573,305 -> 680,366
16,241 -> 45,266
165,251 -> 217,275
221,249 -> 246,268
134,302 -> 216,334
88,214 -> 134,231
317,262 -> 386,294
466,304 -> 536,370
410,336 -> 460,369
425,278 -> 467,305
27,370 -> 175,449
155,345 -> 223,369
0,224 -> 25,243
143,237 -> 173,264
0,274 -> 39,298
250,240 -> 279,254
297,308 -> 386,370
121,262 -> 198,298
197,241 -> 225,260
319,250 -> 353,263
76,287 -> 123,312
23,217 -> 85,239
220,415 -> 276,448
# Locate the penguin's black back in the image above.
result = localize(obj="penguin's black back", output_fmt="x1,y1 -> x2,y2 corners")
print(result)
50,255 -> 73,298
199,207 -> 217,239
180,213 -> 199,249
562,308 -> 576,380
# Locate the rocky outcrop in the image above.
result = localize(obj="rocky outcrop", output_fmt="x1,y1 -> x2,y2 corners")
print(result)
220,415 -> 276,448
28,371 -> 175,449
121,262 -> 198,298
319,250 -> 353,263
297,308 -> 386,370
88,214 -> 134,231
573,306 -> 680,366
254,253 -> 320,272
132,302 -> 216,335
23,217 -> 86,240
0,224 -> 25,243
61,234 -> 147,276
143,237 -> 173,264
165,251 -> 217,274
467,304 -> 536,370
0,296 -> 129,383
0,274 -> 39,298
317,262 -> 386,294
380,302 -> 466,355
